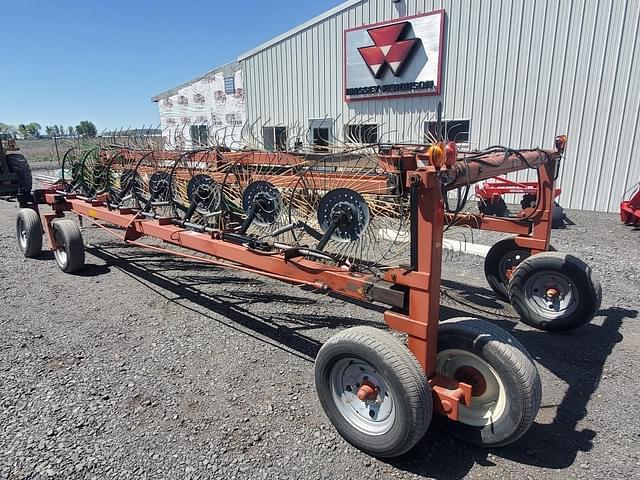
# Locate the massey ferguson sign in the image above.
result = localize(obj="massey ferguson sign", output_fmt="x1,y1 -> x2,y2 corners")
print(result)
344,10 -> 444,102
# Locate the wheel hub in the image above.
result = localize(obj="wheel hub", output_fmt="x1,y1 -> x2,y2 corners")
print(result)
187,174 -> 221,213
454,365 -> 487,396
330,359 -> 395,434
499,250 -> 529,282
546,287 -> 560,298
317,188 -> 370,242
436,349 -> 507,427
356,381 -> 379,402
525,270 -> 579,319
242,181 -> 282,226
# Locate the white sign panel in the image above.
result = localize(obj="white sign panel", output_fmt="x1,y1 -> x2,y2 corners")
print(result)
344,10 -> 445,102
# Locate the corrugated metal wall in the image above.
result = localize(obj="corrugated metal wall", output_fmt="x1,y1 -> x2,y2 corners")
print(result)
242,0 -> 640,212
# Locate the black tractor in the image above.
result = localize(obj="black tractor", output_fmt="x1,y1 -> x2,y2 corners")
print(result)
0,137 -> 33,205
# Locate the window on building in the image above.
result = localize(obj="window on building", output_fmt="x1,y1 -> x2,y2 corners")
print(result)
263,126 -> 287,151
345,124 -> 379,144
309,119 -> 333,151
313,128 -> 330,150
190,125 -> 209,146
224,76 -> 236,95
425,119 -> 470,144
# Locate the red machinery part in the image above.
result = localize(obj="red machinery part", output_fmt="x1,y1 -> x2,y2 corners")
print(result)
475,176 -> 561,202
620,182 -> 640,225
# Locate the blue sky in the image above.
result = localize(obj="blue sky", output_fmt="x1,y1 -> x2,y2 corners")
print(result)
0,0 -> 343,132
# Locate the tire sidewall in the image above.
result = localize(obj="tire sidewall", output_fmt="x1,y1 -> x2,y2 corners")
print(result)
436,330 -> 526,445
16,209 -> 42,257
315,341 -> 419,457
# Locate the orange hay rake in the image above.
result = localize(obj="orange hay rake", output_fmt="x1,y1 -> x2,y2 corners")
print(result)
16,135 -> 601,457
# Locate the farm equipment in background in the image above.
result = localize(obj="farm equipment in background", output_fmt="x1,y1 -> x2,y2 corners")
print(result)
13,131 -> 602,459
620,180 -> 640,226
0,138 -> 33,204
476,175 -> 567,228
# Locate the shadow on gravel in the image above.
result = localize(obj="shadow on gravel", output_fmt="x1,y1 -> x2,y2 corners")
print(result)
82,243 -> 634,478
84,245 -> 382,363
32,250 -> 55,260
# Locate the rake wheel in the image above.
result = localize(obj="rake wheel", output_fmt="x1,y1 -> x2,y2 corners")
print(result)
170,149 -> 227,228
67,147 -> 110,198
221,150 -> 303,239
104,150 -> 145,209
287,151 -> 409,270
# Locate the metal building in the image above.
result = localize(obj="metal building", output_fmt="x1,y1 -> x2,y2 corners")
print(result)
152,61 -> 245,150
155,0 -> 640,213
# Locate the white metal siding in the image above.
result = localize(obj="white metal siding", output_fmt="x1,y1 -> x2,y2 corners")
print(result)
242,0 -> 640,212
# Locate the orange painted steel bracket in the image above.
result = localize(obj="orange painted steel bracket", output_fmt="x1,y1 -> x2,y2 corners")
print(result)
429,374 -> 473,420
43,213 -> 62,250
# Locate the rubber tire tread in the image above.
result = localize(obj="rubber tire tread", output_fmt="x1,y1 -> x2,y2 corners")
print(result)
484,237 -> 531,301
16,208 -> 42,257
435,317 -> 542,447
6,154 -> 32,194
52,219 -> 85,273
315,326 -> 431,458
508,252 -> 602,332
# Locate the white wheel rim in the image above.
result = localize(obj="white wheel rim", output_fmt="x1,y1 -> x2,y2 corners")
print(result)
436,349 -> 507,427
53,230 -> 67,268
17,218 -> 27,249
523,270 -> 579,319
329,358 -> 396,435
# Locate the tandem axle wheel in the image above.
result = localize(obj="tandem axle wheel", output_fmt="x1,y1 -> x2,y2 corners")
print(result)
484,238 -> 602,332
51,219 -> 85,273
314,321 -> 542,457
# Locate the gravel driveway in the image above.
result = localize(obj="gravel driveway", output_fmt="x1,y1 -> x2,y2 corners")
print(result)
1,198 -> 638,479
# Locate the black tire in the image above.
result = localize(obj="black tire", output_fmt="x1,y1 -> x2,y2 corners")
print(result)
520,193 -> 536,210
478,197 -> 509,217
16,208 -> 42,257
52,219 -> 85,273
508,252 -> 602,332
6,153 -> 33,195
551,202 -> 565,229
315,326 -> 432,458
484,237 -> 531,300
435,317 -> 541,447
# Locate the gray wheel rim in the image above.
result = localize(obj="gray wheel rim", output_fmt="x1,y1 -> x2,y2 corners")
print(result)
329,358 -> 396,436
523,270 -> 579,319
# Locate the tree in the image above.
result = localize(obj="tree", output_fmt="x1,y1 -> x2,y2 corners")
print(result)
18,124 -> 27,138
24,122 -> 41,138
0,122 -> 17,137
76,120 -> 97,138
59,125 -> 65,137
68,126 -> 75,136
45,126 -> 54,136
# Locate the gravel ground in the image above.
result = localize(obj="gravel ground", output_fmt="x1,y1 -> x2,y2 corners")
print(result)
1,198 -> 639,480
